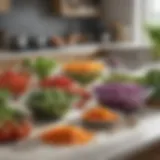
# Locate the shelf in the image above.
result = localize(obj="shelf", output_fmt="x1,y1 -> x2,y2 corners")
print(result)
61,8 -> 99,18
0,42 -> 150,61
0,43 -> 101,60
102,42 -> 150,51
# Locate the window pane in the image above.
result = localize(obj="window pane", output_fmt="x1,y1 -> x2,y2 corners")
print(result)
152,0 -> 160,14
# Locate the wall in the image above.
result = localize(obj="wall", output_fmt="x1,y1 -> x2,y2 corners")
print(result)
101,0 -> 150,69
102,0 -> 143,42
0,0 -> 99,37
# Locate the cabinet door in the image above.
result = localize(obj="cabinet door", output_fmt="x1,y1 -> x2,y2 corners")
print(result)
0,0 -> 10,13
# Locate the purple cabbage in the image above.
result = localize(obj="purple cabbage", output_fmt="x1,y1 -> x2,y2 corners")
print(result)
94,83 -> 150,112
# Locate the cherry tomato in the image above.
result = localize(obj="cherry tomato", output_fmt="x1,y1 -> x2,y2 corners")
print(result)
0,121 -> 15,142
0,120 -> 32,142
14,121 -> 32,139
0,71 -> 30,95
40,76 -> 74,89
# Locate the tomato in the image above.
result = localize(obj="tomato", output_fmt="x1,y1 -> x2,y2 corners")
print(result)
0,121 -> 16,142
0,70 -> 30,95
40,76 -> 74,89
14,121 -> 32,139
0,71 -> 14,88
0,120 -> 32,142
0,128 -> 10,142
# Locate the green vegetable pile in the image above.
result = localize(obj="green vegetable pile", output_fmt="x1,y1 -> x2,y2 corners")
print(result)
0,89 -> 10,107
27,89 -> 74,121
22,57 -> 57,79
143,69 -> 160,103
147,25 -> 160,60
105,73 -> 144,84
0,89 -> 26,123
66,72 -> 100,85
0,107 -> 25,123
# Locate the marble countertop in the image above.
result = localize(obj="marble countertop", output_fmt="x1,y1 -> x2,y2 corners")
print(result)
0,61 -> 159,160
1,109 -> 160,160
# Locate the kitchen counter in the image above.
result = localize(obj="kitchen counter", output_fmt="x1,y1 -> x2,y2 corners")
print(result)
0,44 -> 155,160
1,109 -> 160,160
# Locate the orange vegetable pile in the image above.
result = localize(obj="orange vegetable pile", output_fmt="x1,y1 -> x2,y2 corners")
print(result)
83,107 -> 119,122
41,126 -> 93,146
63,61 -> 104,73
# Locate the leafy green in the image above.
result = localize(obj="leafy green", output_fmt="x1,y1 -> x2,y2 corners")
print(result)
0,107 -> 25,123
146,25 -> 160,59
142,69 -> 160,101
27,89 -> 74,120
0,89 -> 10,107
104,73 -> 145,85
22,57 -> 57,79
66,72 -> 100,85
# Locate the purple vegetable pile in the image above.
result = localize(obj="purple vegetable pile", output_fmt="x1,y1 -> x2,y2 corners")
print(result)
94,83 -> 151,112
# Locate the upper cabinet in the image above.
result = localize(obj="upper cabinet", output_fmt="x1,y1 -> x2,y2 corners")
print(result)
53,0 -> 101,18
0,0 -> 10,13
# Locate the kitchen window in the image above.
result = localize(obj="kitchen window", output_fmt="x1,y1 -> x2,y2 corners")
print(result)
135,0 -> 160,43
146,0 -> 160,22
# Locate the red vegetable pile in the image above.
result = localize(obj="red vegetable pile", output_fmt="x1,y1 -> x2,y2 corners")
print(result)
40,76 -> 74,89
0,120 -> 32,143
0,71 -> 30,96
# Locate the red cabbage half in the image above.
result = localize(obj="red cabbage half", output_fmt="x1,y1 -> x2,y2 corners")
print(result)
94,83 -> 151,112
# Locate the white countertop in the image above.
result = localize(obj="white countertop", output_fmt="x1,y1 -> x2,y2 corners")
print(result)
1,109 -> 160,160
0,53 -> 157,160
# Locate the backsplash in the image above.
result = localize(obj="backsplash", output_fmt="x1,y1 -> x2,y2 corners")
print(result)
0,0 -> 100,37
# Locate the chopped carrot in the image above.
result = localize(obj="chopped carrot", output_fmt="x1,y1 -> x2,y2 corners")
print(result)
63,61 -> 104,73
83,107 -> 119,122
40,126 -> 93,146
